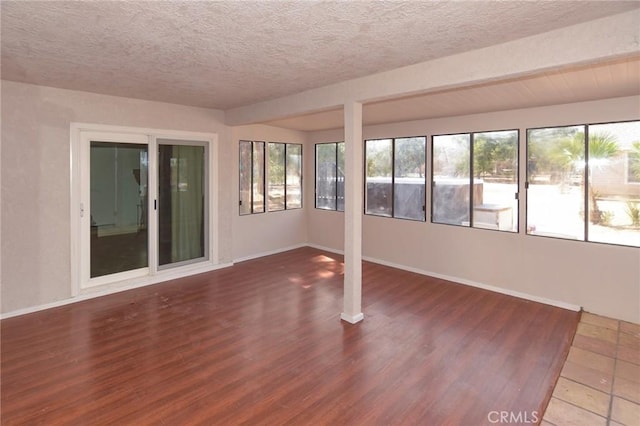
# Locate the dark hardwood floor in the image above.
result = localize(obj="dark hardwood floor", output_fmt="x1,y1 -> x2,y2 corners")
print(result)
1,247 -> 579,425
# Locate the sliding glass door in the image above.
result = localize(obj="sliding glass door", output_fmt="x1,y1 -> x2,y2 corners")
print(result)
90,141 -> 149,278
79,131 -> 210,288
158,140 -> 207,267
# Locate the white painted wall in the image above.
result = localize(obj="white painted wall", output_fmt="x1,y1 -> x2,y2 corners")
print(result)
1,81 -> 232,314
308,96 -> 640,323
231,124 -> 308,261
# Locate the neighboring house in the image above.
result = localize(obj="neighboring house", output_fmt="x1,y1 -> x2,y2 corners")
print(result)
592,141 -> 640,198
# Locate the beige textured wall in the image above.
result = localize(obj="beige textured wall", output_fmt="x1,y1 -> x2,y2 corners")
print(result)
1,81 -> 232,314
231,124 -> 308,260
2,81 -> 638,323
308,96 -> 640,323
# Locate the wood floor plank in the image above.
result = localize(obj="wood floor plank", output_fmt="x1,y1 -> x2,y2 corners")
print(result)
1,247 -> 578,425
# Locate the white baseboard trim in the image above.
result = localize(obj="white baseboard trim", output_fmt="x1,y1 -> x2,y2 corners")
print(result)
363,255 -> 581,312
306,243 -> 344,255
1,261 -> 234,320
306,243 -> 580,312
341,312 -> 365,324
233,243 -> 307,263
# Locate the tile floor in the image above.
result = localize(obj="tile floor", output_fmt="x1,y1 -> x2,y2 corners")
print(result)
542,312 -> 640,426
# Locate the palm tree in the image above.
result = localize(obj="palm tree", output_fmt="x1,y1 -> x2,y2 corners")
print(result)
559,132 -> 619,224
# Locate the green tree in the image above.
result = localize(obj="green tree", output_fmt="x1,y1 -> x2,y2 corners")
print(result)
269,143 -> 285,185
473,136 -> 497,178
448,135 -> 470,177
394,137 -> 425,178
472,132 -> 518,179
559,132 -> 619,224
317,143 -> 337,165
337,142 -> 345,177
528,127 -> 581,181
366,140 -> 392,177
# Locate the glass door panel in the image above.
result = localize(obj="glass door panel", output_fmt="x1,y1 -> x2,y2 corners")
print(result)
158,142 -> 207,267
90,142 -> 148,278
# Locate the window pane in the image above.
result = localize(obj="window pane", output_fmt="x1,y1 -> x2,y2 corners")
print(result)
90,142 -> 148,277
587,121 -> 640,247
239,141 -> 252,215
472,130 -> 518,231
286,144 -> 302,209
394,137 -> 426,221
629,143 -> 640,184
252,142 -> 265,213
158,143 -> 206,266
316,143 -> 337,210
432,134 -> 471,225
268,143 -> 285,211
337,142 -> 346,212
365,139 -> 393,216
527,126 -> 585,240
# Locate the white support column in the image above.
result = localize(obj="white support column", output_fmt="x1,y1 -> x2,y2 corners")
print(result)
341,102 -> 364,324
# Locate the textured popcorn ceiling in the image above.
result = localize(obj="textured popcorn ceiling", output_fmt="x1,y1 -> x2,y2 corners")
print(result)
2,0 -> 638,111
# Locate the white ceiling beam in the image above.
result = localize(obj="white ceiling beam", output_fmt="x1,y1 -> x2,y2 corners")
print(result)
225,9 -> 640,126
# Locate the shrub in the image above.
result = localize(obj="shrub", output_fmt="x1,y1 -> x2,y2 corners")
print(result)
600,210 -> 614,227
626,202 -> 640,227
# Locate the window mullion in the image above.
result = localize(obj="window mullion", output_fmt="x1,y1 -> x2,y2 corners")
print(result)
250,141 -> 255,214
391,139 -> 395,218
584,125 -> 589,242
469,133 -> 474,228
261,142 -> 266,213
335,143 -> 339,211
284,144 -> 288,210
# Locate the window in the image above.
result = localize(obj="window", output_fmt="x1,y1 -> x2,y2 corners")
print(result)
268,142 -> 303,211
240,141 -> 302,214
315,142 -> 345,211
365,137 -> 426,221
432,134 -> 471,225
432,130 -> 518,231
526,120 -> 639,247
239,140 -> 265,215
527,126 -> 585,239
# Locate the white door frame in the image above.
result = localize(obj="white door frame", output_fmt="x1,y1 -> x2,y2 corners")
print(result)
70,123 -> 220,297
